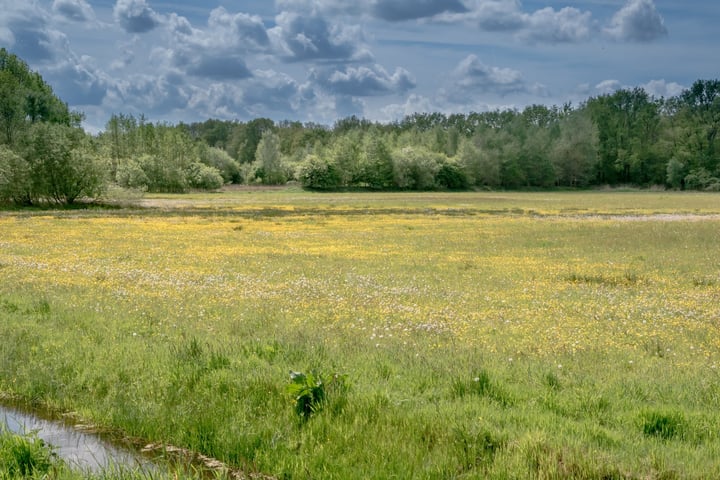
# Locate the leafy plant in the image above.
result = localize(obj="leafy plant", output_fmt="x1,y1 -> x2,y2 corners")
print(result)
287,371 -> 347,419
0,428 -> 56,477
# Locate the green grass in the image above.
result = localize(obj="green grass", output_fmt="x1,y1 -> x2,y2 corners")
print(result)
1,189 -> 720,478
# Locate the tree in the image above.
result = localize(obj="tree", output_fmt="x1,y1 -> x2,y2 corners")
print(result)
20,123 -> 106,204
391,146 -> 441,190
359,135 -> 394,189
0,145 -> 31,204
585,88 -> 661,185
675,80 -> 720,174
298,154 -> 342,189
552,111 -> 598,187
199,146 -> 241,184
255,130 -> 286,185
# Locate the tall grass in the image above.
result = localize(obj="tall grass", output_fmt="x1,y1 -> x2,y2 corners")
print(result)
1,190 -> 720,478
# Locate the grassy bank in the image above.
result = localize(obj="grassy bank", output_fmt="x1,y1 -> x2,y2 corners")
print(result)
1,190 -> 720,478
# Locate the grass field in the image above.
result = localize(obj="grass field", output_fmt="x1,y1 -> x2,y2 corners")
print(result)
1,189 -> 720,478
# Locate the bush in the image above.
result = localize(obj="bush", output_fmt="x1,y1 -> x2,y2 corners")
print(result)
684,168 -> 720,191
298,154 -> 342,190
436,160 -> 469,189
186,162 -> 224,190
200,147 -> 241,184
391,146 -> 441,190
0,145 -> 31,204
116,159 -> 149,191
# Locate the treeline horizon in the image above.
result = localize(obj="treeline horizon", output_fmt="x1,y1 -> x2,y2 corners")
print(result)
165,78 -> 720,191
2,46 -> 720,205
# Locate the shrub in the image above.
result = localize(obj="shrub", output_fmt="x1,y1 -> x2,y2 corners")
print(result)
436,160 -> 469,189
287,371 -> 348,419
200,147 -> 241,184
391,146 -> 441,190
298,154 -> 342,190
186,162 -> 224,190
116,159 -> 149,191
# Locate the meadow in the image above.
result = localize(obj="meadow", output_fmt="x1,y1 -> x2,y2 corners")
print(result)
1,189 -> 720,478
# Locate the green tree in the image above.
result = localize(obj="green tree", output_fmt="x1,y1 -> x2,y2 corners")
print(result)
255,130 -> 286,185
21,123 -> 106,204
675,80 -> 720,174
359,135 -> 394,189
391,146 -> 441,190
0,145 -> 31,204
552,111 -> 598,187
298,154 -> 342,189
200,146 -> 241,184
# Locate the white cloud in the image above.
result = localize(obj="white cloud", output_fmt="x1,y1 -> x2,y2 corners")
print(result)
594,79 -> 622,94
520,7 -> 594,44
451,54 -> 527,95
371,0 -> 468,22
113,0 -> 162,34
378,94 -> 437,122
108,73 -> 189,114
275,0 -> 467,21
45,55 -> 109,105
207,7 -> 270,51
641,79 -> 685,98
269,11 -> 371,62
605,0 -> 667,42
311,64 -> 416,96
52,0 -> 95,23
163,10 -> 263,80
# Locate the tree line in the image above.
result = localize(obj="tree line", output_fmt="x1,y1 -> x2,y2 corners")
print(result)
1,47 -> 719,205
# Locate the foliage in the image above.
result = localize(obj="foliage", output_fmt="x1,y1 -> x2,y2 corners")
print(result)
255,130 -> 286,185
0,428 -> 55,477
392,146 -> 441,190
186,162 -> 224,190
298,154 -> 342,189
199,146 -> 241,184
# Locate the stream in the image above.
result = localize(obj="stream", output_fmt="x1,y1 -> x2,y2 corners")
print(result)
0,402 -> 156,474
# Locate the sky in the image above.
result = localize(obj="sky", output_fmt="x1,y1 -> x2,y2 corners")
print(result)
1,0 -> 718,132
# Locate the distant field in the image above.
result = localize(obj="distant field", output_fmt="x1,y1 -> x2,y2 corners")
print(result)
1,189 -> 720,478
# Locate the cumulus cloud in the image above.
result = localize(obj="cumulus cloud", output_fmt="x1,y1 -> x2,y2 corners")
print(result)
276,0 -> 467,21
520,7 -> 593,44
0,3 -> 73,63
642,79 -> 684,98
270,11 -> 370,62
451,54 -> 528,96
371,0 -> 468,22
162,9 -> 265,80
440,0 -> 595,44
184,70 -> 323,121
605,0 -> 667,42
311,64 -> 416,96
52,0 -> 95,23
594,79 -> 622,94
207,7 -> 270,51
45,56 -> 109,105
113,0 -> 162,34
378,93 -> 437,122
109,73 -> 189,114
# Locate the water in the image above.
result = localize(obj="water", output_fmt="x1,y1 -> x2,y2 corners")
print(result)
0,403 -> 156,474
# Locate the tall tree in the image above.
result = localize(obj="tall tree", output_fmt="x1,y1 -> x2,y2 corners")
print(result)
255,130 -> 286,185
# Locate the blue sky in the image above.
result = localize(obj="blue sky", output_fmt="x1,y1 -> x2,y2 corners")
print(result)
1,0 -> 717,132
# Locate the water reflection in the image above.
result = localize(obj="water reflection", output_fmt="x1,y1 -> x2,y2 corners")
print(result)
1,404 -> 155,473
